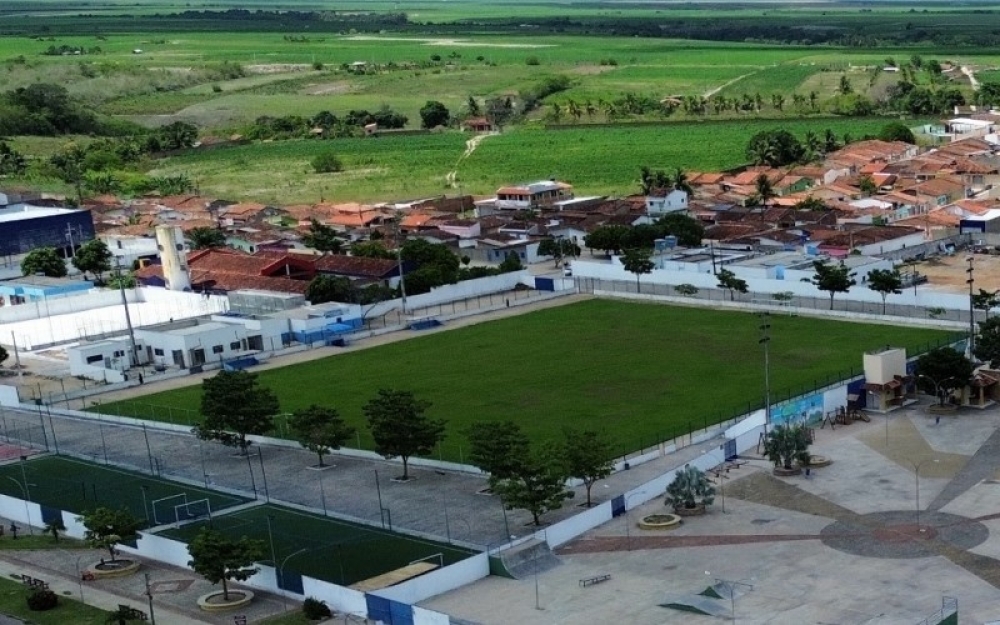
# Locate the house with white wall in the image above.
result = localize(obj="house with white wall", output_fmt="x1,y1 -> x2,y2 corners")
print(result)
645,190 -> 689,216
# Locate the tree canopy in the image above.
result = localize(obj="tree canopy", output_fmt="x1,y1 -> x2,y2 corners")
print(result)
302,218 -> 343,255
812,260 -> 856,309
363,388 -> 445,480
746,129 -> 804,167
288,405 -> 355,467
194,370 -> 279,455
77,507 -> 141,562
493,441 -> 573,526
21,247 -> 67,278
72,238 -> 113,282
717,268 -> 749,301
866,268 -> 902,314
916,347 -> 974,405
465,421 -> 531,485
187,528 -> 265,601
419,100 -> 451,129
188,227 -> 227,250
562,429 -> 614,507
620,248 -> 654,293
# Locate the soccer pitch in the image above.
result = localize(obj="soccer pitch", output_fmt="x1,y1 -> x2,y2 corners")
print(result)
96,300 -> 954,461
0,456 -> 247,525
160,504 -> 476,586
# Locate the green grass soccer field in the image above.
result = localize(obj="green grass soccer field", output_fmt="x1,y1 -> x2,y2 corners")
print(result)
94,301 -> 953,461
160,504 -> 476,586
0,456 -> 248,525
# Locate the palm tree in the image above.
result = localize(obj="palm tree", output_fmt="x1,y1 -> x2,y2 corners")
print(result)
751,173 -> 776,207
672,167 -> 693,196
585,99 -> 596,120
771,93 -> 785,111
809,90 -> 819,111
567,99 -> 582,122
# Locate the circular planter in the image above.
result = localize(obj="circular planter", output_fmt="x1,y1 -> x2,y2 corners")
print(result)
672,503 -> 706,517
638,513 -> 682,530
801,454 -> 832,468
87,559 -> 140,579
773,466 -> 802,477
928,404 -> 959,415
197,590 -> 254,612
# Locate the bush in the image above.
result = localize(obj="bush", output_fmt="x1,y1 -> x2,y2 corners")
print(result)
303,597 -> 332,620
525,56 -> 540,65
311,152 -> 343,174
26,589 -> 58,611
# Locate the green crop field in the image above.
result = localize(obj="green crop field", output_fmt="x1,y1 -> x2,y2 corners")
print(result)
0,456 -> 248,525
93,300 -> 953,462
160,504 -> 475,586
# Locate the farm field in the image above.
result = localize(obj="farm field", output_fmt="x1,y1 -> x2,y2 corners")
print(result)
147,116 -> 932,203
93,300 -> 953,462
160,504 -> 476,586
0,456 -> 248,525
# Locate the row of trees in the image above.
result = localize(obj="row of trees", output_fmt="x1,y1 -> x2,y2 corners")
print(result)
21,239 -> 119,283
245,106 -> 409,141
584,213 -> 705,255
745,123 -> 914,168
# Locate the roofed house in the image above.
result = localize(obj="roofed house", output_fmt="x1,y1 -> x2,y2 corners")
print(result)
475,180 -> 574,216
462,117 -> 495,133
314,255 -> 405,287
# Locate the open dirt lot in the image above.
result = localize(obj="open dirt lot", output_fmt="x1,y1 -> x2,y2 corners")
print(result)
915,252 -> 1000,293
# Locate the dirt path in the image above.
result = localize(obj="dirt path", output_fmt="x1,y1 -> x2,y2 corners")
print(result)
961,65 -> 980,91
446,131 -> 497,188
92,292 -> 590,404
703,71 -> 756,98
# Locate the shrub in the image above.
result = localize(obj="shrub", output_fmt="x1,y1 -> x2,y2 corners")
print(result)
26,589 -> 58,611
303,597 -> 332,620
525,56 -> 540,65
664,464 -> 715,510
311,152 -> 343,174
211,84 -> 222,93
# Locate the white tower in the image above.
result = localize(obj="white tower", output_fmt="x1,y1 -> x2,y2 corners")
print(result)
155,225 -> 191,291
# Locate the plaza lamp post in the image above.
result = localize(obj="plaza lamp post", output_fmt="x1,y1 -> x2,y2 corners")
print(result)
702,449 -> 728,514
276,548 -> 309,613
624,491 -> 647,552
6,477 -> 32,535
759,313 -> 772,428
705,574 -> 754,623
917,375 -> 958,407
909,457 -> 939,530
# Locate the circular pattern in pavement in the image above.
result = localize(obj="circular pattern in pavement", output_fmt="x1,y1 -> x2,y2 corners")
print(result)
820,510 -> 987,559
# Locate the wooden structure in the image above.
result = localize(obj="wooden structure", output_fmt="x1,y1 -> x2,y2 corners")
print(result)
349,562 -> 438,593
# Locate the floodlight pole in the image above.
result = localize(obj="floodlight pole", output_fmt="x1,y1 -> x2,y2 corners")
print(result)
967,256 -> 976,358
624,491 -> 647,551
116,257 -> 139,373
759,313 -> 772,428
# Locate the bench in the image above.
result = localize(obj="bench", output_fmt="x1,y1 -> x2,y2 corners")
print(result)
21,576 -> 48,591
579,574 -> 611,587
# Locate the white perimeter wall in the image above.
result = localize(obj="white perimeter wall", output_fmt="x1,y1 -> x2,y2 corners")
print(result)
365,271 -> 533,318
374,553 -> 489,605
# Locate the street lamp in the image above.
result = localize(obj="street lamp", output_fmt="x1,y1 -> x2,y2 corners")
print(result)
759,313 -> 772,427
6,476 -> 32,535
909,457 -> 939,529
702,449 -> 728,513
967,256 -> 975,357
277,548 -> 309,612
917,375 -> 958,407
624,491 -> 647,551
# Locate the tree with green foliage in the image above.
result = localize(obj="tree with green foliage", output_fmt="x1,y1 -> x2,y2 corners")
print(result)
188,227 -> 227,250
972,288 -> 999,319
975,317 -> 1000,369
716,268 -> 749,301
401,238 -> 459,284
44,518 -> 65,542
499,252 -> 523,272
419,100 -> 451,129
794,196 -> 829,211
838,74 -> 853,95
350,241 -> 395,259
21,247 -> 66,278
0,141 -> 27,176
302,218 -> 342,255
363,389 -> 445,480
916,347 -> 974,405
537,238 -> 579,268
812,260 -> 856,310
187,528 -> 265,602
878,122 -> 916,144
305,275 -> 355,305
746,129 -> 804,167
858,175 -> 878,196
749,173 -> 776,207
72,238 -> 112,283
664,464 -> 715,510
49,144 -> 87,203
466,96 -> 481,118
866,268 -> 902,314
762,424 -> 812,471
493,442 -> 573,526
466,421 -> 531,485
77,507 -> 141,562
194,370 -> 279,455
311,152 -> 343,174
675,283 -> 699,296
563,429 -> 614,508
638,166 -> 671,195
157,121 -> 198,150
585,225 -> 630,255
485,96 -> 515,130
288,405 -> 355,468
620,248 -> 654,293
656,213 -> 704,246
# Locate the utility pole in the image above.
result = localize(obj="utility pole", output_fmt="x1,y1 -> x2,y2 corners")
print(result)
144,572 -> 157,625
394,213 -> 407,314
115,258 -> 139,371
10,332 -> 22,377
967,256 -> 976,359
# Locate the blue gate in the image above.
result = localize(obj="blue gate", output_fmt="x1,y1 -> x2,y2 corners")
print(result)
535,277 -> 555,291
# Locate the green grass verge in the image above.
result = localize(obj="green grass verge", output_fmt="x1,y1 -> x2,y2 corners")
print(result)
159,504 -> 475,586
92,300 -> 953,462
0,535 -> 86,551
0,575 -> 116,625
0,456 -> 248,525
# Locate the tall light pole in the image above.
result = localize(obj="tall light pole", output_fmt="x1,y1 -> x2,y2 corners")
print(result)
909,457 -> 939,530
624,491 -> 647,551
115,257 -> 139,372
967,256 -> 976,358
6,477 -> 32,535
759,313 -> 772,427
393,212 -> 407,314
277,548 -> 309,612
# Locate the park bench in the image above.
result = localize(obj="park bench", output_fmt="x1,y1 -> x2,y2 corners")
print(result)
579,574 -> 611,587
21,576 -> 48,590
117,605 -> 148,621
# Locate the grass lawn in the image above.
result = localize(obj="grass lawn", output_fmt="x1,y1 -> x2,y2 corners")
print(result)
0,456 -> 248,525
160,504 -> 475,586
0,576 -> 113,625
93,300 -> 952,461
0,535 -> 86,551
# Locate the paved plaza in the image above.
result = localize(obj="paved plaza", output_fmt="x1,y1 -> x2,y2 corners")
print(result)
422,403 -> 1000,624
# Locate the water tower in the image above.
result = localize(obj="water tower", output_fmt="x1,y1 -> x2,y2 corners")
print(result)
155,225 -> 191,291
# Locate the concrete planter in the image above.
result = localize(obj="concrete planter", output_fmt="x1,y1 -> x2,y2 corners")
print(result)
87,559 -> 140,579
638,513 -> 682,530
928,404 -> 959,415
197,590 -> 254,612
773,466 -> 802,476
672,503 -> 706,517
801,454 -> 832,468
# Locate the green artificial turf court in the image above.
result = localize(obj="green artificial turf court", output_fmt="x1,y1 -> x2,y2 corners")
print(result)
0,456 -> 247,525
94,300 -> 955,461
160,504 -> 476,586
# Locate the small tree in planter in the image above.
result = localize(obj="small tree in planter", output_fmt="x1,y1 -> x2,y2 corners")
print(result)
78,507 -> 141,564
188,528 -> 265,603
664,464 -> 715,515
763,424 -> 812,475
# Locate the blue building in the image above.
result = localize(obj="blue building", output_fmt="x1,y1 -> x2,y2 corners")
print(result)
0,276 -> 93,307
0,195 -> 95,258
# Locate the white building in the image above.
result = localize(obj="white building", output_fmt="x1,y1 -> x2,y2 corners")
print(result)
645,190 -> 689,216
